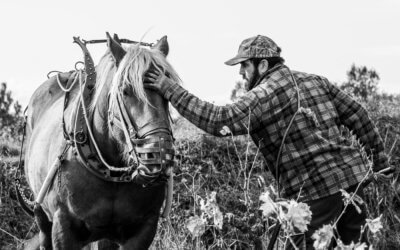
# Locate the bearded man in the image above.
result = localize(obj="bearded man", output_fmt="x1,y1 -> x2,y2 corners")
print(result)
144,35 -> 390,249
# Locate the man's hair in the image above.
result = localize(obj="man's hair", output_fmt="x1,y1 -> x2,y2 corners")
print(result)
251,56 -> 285,70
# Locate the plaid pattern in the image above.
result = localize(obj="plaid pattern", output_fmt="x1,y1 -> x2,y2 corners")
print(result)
225,35 -> 280,66
164,65 -> 388,201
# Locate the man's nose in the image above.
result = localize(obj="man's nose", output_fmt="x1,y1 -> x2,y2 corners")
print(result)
239,65 -> 244,75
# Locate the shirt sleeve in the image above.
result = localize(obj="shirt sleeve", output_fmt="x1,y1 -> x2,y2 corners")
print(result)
163,83 -> 263,136
323,78 -> 389,172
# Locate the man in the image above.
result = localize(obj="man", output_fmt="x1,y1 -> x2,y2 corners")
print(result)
144,35 -> 389,248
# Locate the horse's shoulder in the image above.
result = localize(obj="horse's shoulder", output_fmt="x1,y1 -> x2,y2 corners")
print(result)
30,72 -> 73,107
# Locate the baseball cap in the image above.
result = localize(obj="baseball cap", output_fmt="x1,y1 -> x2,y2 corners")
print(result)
225,35 -> 281,66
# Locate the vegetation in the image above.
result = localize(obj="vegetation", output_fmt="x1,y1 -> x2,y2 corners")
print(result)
340,64 -> 380,101
0,64 -> 399,249
1,82 -> 33,249
0,82 -> 24,140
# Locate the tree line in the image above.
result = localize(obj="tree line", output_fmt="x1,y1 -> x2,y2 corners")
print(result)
0,82 -> 23,138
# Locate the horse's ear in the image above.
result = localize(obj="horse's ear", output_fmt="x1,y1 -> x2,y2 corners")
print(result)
106,32 -> 126,66
113,33 -> 121,45
153,36 -> 169,57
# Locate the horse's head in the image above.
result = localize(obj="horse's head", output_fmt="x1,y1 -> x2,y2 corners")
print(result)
97,34 -> 178,186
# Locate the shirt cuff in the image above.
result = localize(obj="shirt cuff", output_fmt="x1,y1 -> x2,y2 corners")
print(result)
163,81 -> 184,100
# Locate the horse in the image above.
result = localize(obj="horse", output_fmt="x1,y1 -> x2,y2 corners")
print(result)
21,33 -> 180,249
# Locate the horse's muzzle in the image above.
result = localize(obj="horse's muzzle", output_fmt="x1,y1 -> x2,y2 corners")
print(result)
131,133 -> 175,186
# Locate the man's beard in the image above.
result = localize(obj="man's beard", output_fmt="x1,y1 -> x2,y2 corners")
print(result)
246,68 -> 261,91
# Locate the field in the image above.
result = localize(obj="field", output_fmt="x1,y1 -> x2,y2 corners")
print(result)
0,96 -> 399,249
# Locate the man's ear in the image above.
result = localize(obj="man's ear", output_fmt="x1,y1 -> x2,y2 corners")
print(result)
258,59 -> 269,74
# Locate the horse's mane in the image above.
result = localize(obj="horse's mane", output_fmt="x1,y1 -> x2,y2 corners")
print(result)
89,44 -> 180,115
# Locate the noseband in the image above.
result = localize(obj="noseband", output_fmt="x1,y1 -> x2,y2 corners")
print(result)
108,90 -> 175,185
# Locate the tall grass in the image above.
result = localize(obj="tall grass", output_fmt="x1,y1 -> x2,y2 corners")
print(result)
0,138 -> 37,249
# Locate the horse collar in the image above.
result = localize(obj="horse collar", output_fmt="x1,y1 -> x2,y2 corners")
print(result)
73,98 -> 134,182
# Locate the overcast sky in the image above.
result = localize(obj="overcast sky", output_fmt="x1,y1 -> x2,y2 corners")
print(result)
1,0 -> 399,107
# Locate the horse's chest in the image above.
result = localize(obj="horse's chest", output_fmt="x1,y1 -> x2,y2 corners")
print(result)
58,161 -> 164,226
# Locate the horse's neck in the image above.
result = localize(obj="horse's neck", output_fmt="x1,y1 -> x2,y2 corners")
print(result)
91,92 -> 121,166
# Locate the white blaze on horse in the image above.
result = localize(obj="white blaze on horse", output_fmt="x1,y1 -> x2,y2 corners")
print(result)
21,33 -> 179,249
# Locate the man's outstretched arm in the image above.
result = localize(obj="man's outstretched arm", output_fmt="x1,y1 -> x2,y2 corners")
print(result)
144,71 -> 263,136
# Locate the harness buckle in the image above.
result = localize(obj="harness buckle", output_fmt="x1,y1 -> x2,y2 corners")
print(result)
128,154 -> 138,168
74,131 -> 87,144
129,127 -> 137,139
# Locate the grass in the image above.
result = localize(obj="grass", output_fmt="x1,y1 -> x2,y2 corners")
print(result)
0,137 -> 37,250
0,96 -> 399,249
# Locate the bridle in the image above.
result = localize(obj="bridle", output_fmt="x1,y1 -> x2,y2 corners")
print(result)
71,35 -> 175,186
14,34 -> 176,220
108,89 -> 175,185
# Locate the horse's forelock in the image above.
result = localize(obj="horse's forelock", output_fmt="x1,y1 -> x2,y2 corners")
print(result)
110,45 -> 180,106
89,50 -> 116,114
113,45 -> 149,104
90,44 -> 180,163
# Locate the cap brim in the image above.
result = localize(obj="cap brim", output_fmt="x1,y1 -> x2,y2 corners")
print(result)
224,56 -> 248,66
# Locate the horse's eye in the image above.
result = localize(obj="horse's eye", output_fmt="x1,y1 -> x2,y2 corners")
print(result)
121,85 -> 132,96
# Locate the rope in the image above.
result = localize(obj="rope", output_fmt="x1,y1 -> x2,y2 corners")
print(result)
14,119 -> 27,180
14,117 -> 36,210
267,66 -> 302,250
56,72 -> 80,92
274,66 -> 301,196
47,70 -> 62,79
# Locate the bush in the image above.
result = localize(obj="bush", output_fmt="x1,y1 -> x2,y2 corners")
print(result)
0,95 -> 398,249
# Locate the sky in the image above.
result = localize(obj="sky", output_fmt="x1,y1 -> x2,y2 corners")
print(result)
1,0 -> 399,107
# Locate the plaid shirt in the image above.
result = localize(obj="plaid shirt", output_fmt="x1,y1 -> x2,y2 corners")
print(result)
164,64 -> 388,201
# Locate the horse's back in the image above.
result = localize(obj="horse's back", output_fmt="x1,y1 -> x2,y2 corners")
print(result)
27,72 -> 78,128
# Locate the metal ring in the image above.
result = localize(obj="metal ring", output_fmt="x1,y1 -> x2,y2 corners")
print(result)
74,131 -> 87,144
75,61 -> 85,71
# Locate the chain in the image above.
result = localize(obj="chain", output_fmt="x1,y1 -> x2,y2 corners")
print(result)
15,179 -> 36,207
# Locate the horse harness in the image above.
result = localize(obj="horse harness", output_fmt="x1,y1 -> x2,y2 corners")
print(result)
59,37 -> 175,185
15,35 -> 176,218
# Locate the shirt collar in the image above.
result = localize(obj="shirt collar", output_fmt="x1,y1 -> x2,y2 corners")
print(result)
251,63 -> 285,89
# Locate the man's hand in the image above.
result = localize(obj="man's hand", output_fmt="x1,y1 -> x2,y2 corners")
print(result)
143,68 -> 173,96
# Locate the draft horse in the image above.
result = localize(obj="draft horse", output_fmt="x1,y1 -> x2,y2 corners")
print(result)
21,33 -> 179,249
